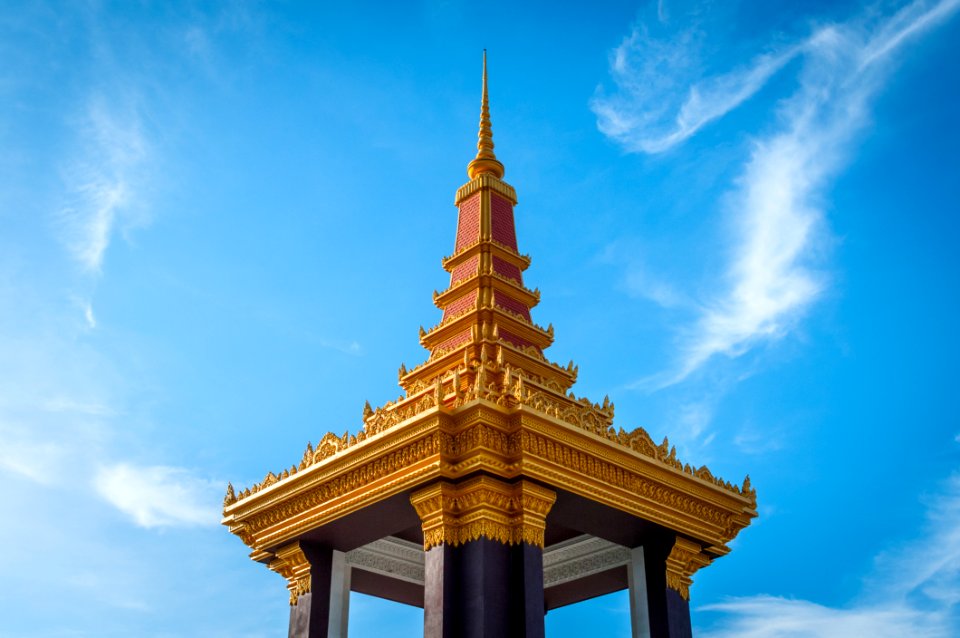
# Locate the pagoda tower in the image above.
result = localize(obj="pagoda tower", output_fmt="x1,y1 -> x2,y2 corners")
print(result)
223,53 -> 757,638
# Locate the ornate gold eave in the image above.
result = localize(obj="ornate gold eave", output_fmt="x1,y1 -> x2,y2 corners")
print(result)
398,339 -> 576,395
434,272 -> 540,310
442,241 -> 531,273
420,306 -> 554,352
223,396 -> 756,565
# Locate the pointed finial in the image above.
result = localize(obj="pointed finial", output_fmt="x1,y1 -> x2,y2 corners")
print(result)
223,482 -> 236,508
467,50 -> 505,180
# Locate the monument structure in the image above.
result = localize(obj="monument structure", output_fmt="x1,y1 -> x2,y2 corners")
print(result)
222,53 -> 757,638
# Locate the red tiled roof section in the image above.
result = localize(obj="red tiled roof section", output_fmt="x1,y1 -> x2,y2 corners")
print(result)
499,329 -> 538,352
450,255 -> 479,286
455,195 -> 481,251
435,329 -> 472,353
492,256 -> 523,284
491,194 -> 517,250
441,290 -> 478,322
494,291 -> 531,321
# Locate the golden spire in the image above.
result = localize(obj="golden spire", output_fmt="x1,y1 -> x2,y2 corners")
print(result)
467,50 -> 505,180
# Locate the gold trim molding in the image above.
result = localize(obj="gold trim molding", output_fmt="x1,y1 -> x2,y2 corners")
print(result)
223,400 -> 755,565
410,476 -> 556,549
225,361 -> 755,511
455,173 -> 517,206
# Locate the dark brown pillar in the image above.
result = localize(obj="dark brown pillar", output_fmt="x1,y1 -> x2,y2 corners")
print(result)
424,538 -> 545,638
411,477 -> 556,638
288,543 -> 334,638
638,533 -> 707,638
664,589 -> 693,638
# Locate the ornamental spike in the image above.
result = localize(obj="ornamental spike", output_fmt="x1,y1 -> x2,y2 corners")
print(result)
224,482 -> 236,507
467,50 -> 505,180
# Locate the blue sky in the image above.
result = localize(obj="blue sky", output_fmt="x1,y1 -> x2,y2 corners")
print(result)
1,0 -> 959,636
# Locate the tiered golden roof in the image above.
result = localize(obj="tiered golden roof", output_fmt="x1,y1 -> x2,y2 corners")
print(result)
222,54 -> 756,604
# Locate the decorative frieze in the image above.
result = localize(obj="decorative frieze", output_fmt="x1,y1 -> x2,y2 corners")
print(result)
346,537 -> 425,585
410,477 -> 556,549
542,535 -> 632,588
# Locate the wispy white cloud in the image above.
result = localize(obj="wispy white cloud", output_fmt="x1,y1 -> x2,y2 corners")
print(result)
41,396 -> 114,416
699,472 -> 960,637
732,424 -> 784,456
595,38 -> 800,154
94,463 -> 222,528
0,422 -> 68,486
602,240 -> 692,310
83,301 -> 97,329
623,264 -> 689,309
700,596 -> 949,638
319,338 -> 363,356
669,399 -> 716,459
596,0 -> 960,387
0,286 -> 116,488
57,96 -> 149,274
869,473 -> 960,610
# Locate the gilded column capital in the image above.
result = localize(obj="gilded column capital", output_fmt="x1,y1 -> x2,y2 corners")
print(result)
410,476 -> 556,550
665,537 -> 712,601
268,542 -> 312,605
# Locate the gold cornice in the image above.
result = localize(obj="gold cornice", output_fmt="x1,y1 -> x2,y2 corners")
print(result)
226,358 -> 754,517
224,390 -> 755,563
511,410 -> 751,512
229,433 -> 443,552
515,422 -> 751,553
410,477 -> 556,549
225,337 -> 754,562
223,407 -> 445,520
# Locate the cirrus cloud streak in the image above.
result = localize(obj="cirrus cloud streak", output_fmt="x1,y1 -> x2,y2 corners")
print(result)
596,0 -> 960,388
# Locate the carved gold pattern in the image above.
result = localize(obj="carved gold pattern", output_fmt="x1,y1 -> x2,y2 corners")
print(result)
455,173 -> 517,206
268,542 -> 312,605
240,431 -> 441,538
410,477 -> 556,549
665,537 -> 712,601
227,358 -> 756,515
